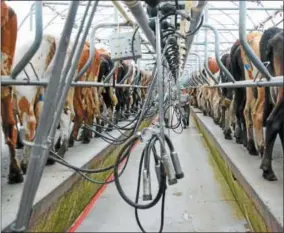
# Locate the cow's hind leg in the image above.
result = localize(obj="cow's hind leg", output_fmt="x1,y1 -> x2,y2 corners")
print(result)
260,100 -> 284,181
252,89 -> 265,157
243,90 -> 258,155
1,94 -> 23,184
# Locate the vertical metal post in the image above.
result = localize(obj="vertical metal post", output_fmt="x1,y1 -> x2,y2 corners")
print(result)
155,12 -> 165,147
239,1 -> 272,81
11,2 -> 80,232
49,2 -> 98,146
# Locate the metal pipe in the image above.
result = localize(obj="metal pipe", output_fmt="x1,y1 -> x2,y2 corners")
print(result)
112,0 -> 155,58
11,2 -> 80,232
0,78 -> 147,88
182,1 -> 208,70
104,62 -> 119,83
212,76 -> 284,88
155,12 -> 166,150
123,0 -> 156,49
239,1 -> 272,81
208,7 -> 283,11
119,64 -> 133,84
188,53 -> 209,85
76,22 -> 131,80
11,2 -> 43,79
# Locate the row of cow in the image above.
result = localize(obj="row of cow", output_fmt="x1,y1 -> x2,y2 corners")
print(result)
189,26 -> 284,182
1,1 -> 152,184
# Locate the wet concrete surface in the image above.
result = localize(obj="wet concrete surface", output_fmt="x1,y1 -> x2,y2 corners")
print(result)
192,108 -> 283,230
1,120 -> 139,230
75,121 -> 250,232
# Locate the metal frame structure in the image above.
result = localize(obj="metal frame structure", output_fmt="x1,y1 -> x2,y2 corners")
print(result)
1,1 -> 283,232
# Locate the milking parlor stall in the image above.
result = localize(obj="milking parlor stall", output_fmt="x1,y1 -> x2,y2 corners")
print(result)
1,0 -> 283,232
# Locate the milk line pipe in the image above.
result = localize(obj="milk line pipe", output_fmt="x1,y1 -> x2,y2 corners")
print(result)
0,77 -> 147,88
76,22 -> 132,80
112,0 -> 155,58
202,24 -> 236,83
48,1 -> 100,159
11,1 -> 43,79
185,76 -> 284,88
239,1 -> 272,81
123,0 -> 156,49
11,2 -> 80,232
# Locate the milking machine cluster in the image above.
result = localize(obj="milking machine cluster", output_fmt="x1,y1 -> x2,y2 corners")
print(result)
10,1 -> 205,232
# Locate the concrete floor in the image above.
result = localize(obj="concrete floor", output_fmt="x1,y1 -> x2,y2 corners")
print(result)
75,121 -> 250,232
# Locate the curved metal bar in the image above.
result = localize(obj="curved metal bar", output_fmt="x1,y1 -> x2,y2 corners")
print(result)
239,1 -> 272,81
18,2 -> 35,31
189,53 -> 210,85
11,2 -> 43,79
0,78 -> 148,88
131,67 -> 141,85
119,63 -> 132,84
202,7 -> 218,84
75,22 -> 131,81
202,24 -> 235,83
104,62 -> 119,83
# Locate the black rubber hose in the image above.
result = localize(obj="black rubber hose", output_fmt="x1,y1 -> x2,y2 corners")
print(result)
114,134 -> 166,209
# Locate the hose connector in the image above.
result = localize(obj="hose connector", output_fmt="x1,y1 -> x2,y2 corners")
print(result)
170,151 -> 184,179
142,169 -> 152,201
161,153 -> 177,185
155,163 -> 161,183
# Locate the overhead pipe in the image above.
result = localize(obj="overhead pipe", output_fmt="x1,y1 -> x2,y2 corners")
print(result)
182,1 -> 208,70
123,0 -> 156,49
112,0 -> 155,57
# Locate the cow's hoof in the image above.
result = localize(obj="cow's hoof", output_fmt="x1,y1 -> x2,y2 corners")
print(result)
247,140 -> 258,156
224,132 -> 232,140
46,157 -> 56,166
235,136 -> 243,144
262,170 -> 277,181
95,134 -> 101,138
203,111 -> 207,116
258,146 -> 264,158
82,137 -> 91,144
20,162 -> 28,175
16,140 -> 24,149
106,126 -> 113,132
8,172 -> 24,184
68,138 -> 75,148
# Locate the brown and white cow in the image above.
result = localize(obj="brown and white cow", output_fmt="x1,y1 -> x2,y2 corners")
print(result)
68,43 -> 101,146
1,0 -> 23,184
12,34 -> 77,174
